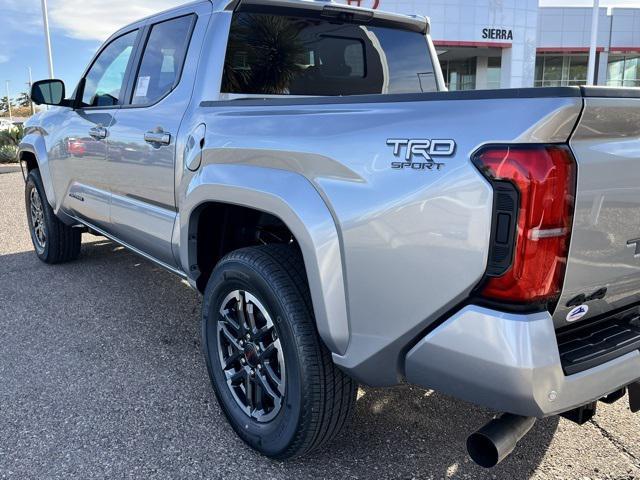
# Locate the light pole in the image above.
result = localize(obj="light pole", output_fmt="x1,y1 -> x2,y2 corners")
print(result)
5,81 -> 13,123
41,0 -> 55,79
28,67 -> 35,115
587,0 -> 600,86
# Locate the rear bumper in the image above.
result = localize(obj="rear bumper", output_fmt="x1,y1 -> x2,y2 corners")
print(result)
404,305 -> 640,417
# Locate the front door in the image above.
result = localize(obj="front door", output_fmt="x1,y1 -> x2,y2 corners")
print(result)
106,12 -> 200,268
52,29 -> 139,228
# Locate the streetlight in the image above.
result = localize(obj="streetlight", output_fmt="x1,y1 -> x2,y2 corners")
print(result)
27,67 -> 35,115
587,0 -> 600,86
41,0 -> 55,79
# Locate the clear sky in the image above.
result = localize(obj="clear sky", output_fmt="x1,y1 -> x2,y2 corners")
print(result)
1,0 -> 639,101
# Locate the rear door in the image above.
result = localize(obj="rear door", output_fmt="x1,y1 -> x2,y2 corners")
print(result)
554,92 -> 640,327
105,4 -> 208,267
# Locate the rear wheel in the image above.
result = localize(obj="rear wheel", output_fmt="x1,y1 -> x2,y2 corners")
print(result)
202,244 -> 357,459
25,169 -> 81,264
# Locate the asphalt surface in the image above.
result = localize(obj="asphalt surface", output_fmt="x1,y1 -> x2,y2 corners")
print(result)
1,167 -> 639,479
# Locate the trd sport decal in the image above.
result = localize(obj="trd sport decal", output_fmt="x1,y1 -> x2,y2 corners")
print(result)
387,139 -> 456,171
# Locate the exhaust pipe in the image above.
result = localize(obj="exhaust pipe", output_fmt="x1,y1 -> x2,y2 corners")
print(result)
466,413 -> 536,468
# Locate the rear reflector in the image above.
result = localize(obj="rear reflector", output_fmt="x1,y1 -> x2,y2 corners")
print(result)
473,145 -> 577,305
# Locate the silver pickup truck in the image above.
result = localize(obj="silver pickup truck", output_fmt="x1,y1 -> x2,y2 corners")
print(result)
20,0 -> 640,468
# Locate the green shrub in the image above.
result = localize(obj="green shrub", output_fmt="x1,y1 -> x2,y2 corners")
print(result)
0,144 -> 18,163
0,125 -> 24,163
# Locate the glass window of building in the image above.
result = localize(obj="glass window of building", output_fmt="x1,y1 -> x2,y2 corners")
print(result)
487,57 -> 502,89
535,56 -> 544,85
608,55 -> 640,87
537,55 -> 563,86
534,54 -> 588,87
441,58 -> 476,91
567,56 -> 588,85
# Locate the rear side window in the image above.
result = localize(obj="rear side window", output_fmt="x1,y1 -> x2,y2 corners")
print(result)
222,13 -> 437,96
131,15 -> 195,105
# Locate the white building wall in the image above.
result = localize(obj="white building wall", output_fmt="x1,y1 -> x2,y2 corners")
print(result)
336,1 -> 640,88
537,7 -> 611,50
536,7 -> 640,85
610,8 -> 640,50
336,0 -> 539,88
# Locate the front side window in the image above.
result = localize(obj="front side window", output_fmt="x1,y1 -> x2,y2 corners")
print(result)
82,30 -> 138,107
222,13 -> 437,96
131,15 -> 194,105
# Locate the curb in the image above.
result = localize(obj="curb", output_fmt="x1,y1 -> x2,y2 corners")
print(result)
0,164 -> 22,175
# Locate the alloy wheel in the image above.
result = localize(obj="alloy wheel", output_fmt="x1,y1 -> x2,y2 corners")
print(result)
29,187 -> 46,253
217,290 -> 286,423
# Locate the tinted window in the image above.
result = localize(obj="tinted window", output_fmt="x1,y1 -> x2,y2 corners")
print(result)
82,30 -> 137,107
222,13 -> 437,96
131,15 -> 194,105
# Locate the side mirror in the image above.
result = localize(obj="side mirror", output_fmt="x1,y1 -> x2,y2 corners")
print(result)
31,79 -> 66,106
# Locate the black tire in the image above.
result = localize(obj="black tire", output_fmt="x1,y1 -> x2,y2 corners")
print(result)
202,244 -> 357,459
25,169 -> 81,264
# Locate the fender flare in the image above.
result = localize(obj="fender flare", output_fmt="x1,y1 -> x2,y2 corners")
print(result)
179,164 -> 350,355
18,134 -> 57,210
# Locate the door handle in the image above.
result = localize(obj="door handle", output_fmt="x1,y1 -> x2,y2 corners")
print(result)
88,125 -> 107,140
144,130 -> 171,146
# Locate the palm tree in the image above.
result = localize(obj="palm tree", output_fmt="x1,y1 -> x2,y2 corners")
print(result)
0,95 -> 14,114
223,14 -> 306,95
17,92 -> 31,108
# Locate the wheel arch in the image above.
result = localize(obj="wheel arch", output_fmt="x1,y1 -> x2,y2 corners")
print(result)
180,164 -> 350,355
18,135 -> 56,209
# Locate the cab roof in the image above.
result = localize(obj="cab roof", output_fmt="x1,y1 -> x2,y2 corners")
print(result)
114,0 -> 429,37
224,0 -> 429,34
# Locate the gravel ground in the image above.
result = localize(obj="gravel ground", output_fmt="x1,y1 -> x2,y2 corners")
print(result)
1,169 -> 639,480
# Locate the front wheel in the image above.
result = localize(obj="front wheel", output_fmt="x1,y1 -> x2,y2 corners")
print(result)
202,245 -> 357,459
25,169 -> 81,264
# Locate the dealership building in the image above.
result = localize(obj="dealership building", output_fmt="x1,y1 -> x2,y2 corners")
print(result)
337,0 -> 640,90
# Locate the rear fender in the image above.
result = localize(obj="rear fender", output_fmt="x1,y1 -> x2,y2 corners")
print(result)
180,163 -> 350,355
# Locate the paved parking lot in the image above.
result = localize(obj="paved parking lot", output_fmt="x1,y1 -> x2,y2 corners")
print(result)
1,167 -> 639,479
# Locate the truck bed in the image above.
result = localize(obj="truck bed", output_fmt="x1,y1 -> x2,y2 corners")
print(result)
198,85 -> 640,381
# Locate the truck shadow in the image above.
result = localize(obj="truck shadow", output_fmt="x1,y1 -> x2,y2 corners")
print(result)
0,239 -> 557,479
297,386 -> 558,479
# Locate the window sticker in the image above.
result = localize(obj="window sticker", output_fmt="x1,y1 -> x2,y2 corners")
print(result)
135,76 -> 150,97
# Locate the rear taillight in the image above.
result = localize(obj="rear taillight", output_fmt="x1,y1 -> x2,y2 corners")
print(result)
473,145 -> 577,306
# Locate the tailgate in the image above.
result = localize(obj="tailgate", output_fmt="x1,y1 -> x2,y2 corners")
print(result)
554,90 -> 640,328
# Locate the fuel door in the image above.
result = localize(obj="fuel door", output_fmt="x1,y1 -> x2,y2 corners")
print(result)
185,123 -> 206,171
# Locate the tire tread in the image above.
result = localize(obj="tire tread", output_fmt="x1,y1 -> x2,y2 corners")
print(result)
213,244 -> 357,459
26,169 -> 81,264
